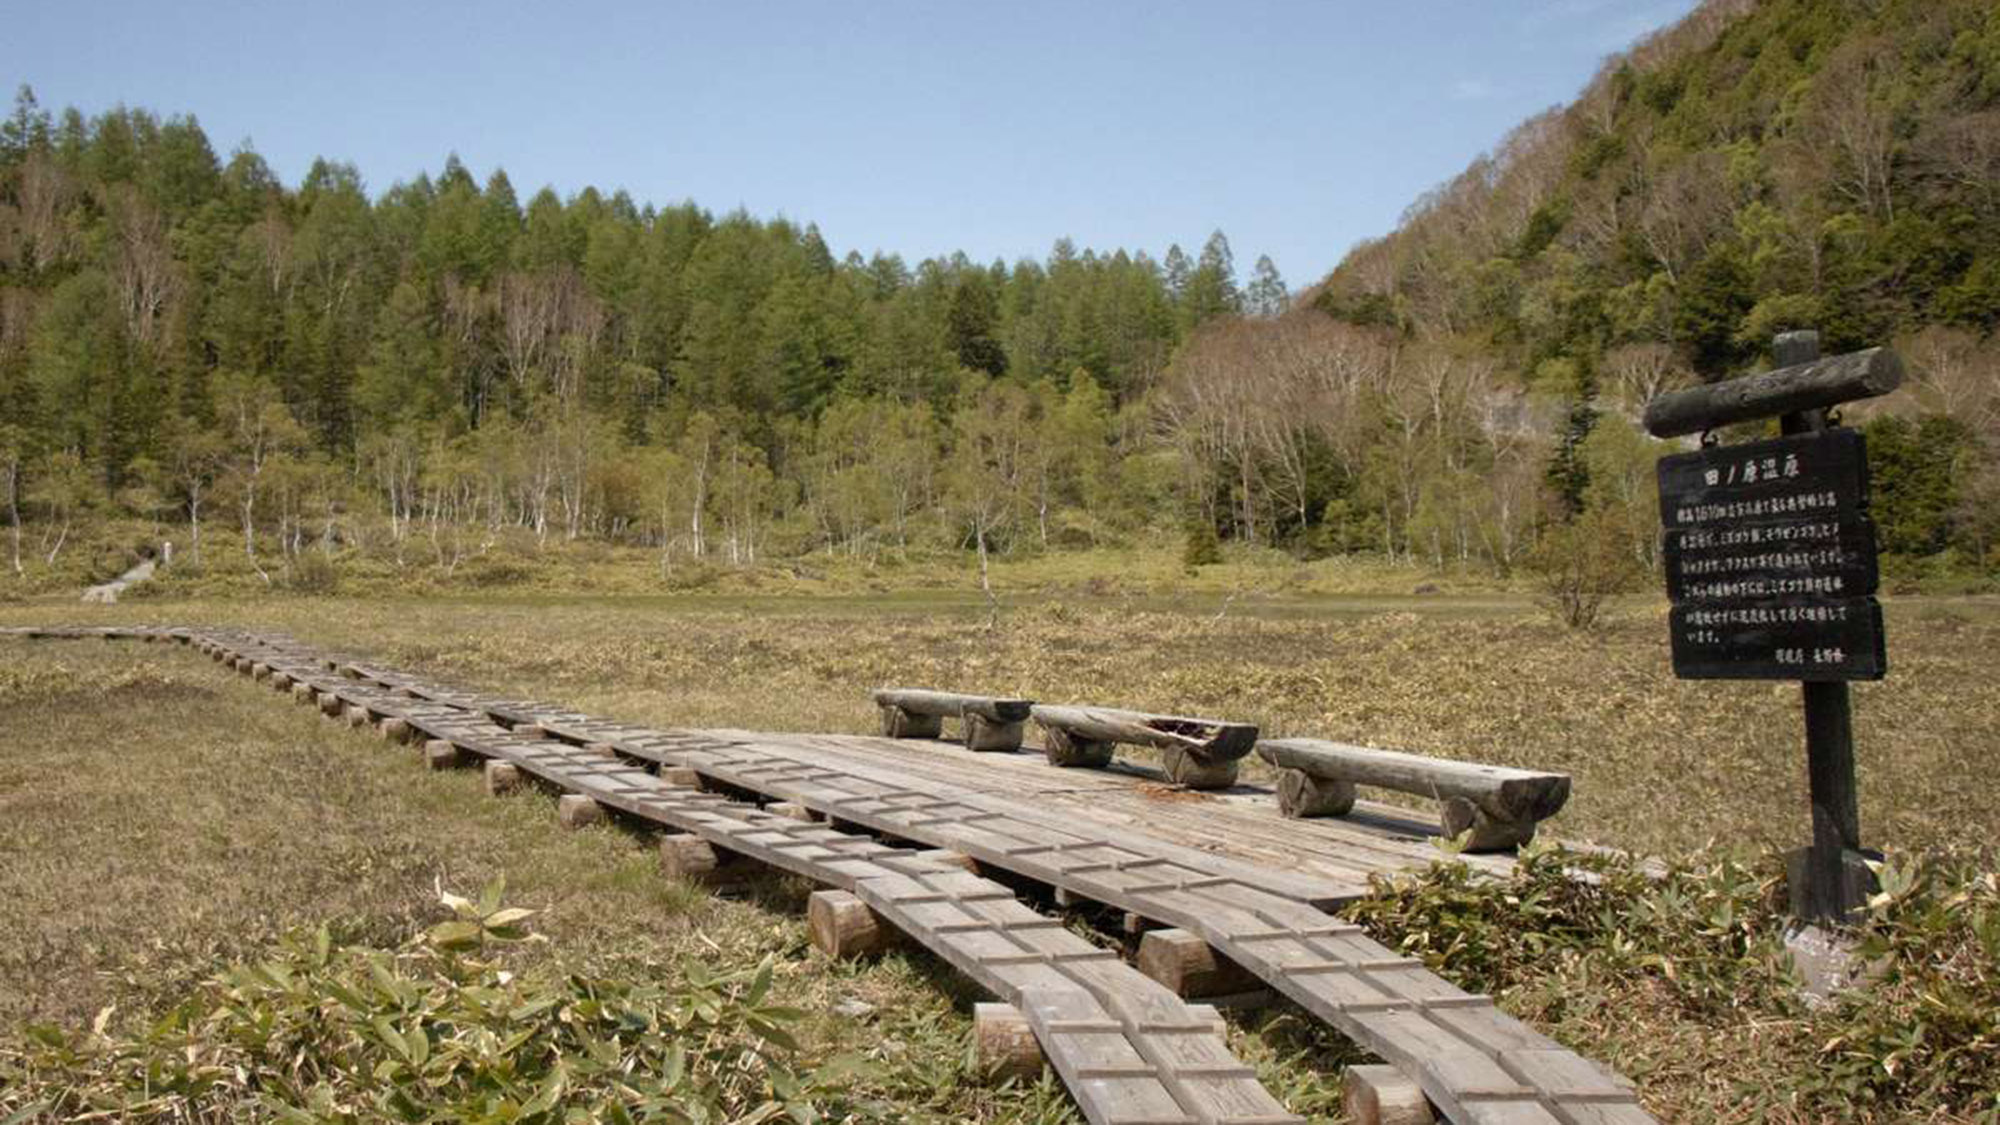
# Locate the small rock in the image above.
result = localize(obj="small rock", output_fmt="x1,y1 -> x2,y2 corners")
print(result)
1785,922 -> 1875,1007
831,998 -> 875,1020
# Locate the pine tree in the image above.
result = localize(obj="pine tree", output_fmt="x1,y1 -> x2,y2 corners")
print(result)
0,84 -> 51,159
947,273 -> 1006,377
801,223 -> 835,277
1245,255 -> 1287,317
1545,392 -> 1600,518
1162,244 -> 1191,302
1182,230 -> 1242,326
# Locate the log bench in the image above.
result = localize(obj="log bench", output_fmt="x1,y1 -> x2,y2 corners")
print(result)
1256,738 -> 1570,851
1030,704 -> 1256,790
872,688 -> 1034,751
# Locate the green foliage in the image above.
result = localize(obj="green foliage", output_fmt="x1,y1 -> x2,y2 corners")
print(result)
282,550 -> 341,595
1303,0 -> 2000,578
0,879 -> 866,1123
0,88 -> 1243,577
1672,245 -> 1756,376
8,0 -> 2000,588
1542,389 -> 1599,516
1811,851 -> 2000,1115
1350,843 -> 2000,1122
1865,413 -> 1973,558
1350,845 -> 1796,1018
1181,521 -> 1222,569
1525,505 -> 1640,629
1512,198 -> 1572,259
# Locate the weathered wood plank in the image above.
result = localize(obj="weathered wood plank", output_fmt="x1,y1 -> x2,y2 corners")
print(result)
873,687 -> 1034,724
1642,345 -> 1902,438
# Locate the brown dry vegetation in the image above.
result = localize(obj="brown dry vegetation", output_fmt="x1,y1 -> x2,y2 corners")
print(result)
2,590 -> 1997,1122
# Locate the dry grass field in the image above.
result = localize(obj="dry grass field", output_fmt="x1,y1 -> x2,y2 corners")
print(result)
3,588 -> 1997,1122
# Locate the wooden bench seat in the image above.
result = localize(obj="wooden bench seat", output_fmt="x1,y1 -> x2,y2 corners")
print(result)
1257,738 -> 1570,851
872,688 -> 1035,751
1031,704 -> 1257,790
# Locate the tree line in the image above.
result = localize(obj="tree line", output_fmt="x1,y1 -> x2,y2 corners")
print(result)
0,85 -> 1301,581
4,0 -> 1997,593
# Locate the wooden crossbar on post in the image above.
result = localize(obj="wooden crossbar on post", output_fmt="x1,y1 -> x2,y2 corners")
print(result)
1642,345 -> 1904,439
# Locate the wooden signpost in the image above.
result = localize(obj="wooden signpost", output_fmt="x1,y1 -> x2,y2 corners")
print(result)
1644,331 -> 1902,924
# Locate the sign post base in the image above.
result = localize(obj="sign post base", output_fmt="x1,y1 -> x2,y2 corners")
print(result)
1784,845 -> 1881,925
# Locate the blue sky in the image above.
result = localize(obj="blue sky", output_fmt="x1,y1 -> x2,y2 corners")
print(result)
5,0 -> 1699,286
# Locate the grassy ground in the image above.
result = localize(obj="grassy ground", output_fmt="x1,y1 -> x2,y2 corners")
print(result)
10,588 -> 1996,855
3,586 -> 1998,1121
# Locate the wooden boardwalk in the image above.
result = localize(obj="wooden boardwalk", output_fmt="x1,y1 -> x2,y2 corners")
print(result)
4,625 -> 1655,1125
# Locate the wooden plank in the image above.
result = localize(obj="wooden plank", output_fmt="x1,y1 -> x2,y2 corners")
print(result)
1642,345 -> 1902,437
663,733 -> 1359,908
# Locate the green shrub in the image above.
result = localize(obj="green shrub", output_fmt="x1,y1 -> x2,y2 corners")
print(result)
282,551 -> 341,596
1525,509 -> 1641,629
459,557 -> 531,588
1181,522 -> 1222,570
1348,843 -> 2000,1122
1804,851 -> 2000,1115
0,879 -> 869,1123
1349,843 -> 1796,1018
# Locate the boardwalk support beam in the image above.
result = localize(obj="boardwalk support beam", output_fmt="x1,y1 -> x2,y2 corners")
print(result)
557,794 -> 606,829
660,835 -> 737,888
1137,928 -> 1265,1000
972,1003 -> 1044,1082
484,761 -> 523,796
808,890 -> 899,959
1344,1065 -> 1437,1125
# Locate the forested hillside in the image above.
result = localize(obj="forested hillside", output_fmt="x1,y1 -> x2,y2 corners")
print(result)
2,0 -> 1997,592
1304,0 -> 2000,572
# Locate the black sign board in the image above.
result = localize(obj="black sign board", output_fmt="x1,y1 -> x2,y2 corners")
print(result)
1656,429 -> 1884,681
1669,597 -> 1886,680
1663,517 -> 1879,603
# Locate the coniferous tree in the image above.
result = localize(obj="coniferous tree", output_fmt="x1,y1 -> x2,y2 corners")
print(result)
1162,243 -> 1191,303
946,272 -> 1006,377
1245,255 -> 1287,317
1183,230 -> 1242,326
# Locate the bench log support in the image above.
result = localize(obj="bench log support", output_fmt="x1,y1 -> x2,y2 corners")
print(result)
1275,768 -> 1358,818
